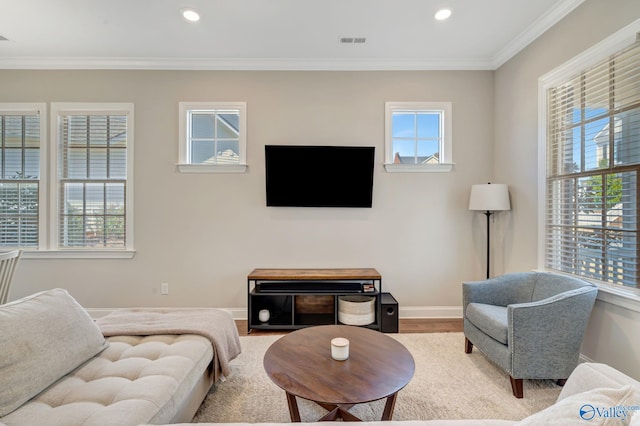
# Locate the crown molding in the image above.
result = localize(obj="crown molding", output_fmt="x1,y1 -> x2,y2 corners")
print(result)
0,56 -> 495,71
491,0 -> 586,69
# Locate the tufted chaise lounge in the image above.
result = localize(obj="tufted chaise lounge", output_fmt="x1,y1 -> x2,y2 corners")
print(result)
0,289 -> 240,426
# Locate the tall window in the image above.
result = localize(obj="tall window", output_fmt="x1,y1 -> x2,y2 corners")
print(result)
0,104 -> 45,248
544,41 -> 640,288
52,103 -> 134,250
384,102 -> 453,172
178,102 -> 247,173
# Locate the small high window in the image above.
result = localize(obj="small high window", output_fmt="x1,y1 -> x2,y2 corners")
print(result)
178,102 -> 247,173
384,102 -> 453,172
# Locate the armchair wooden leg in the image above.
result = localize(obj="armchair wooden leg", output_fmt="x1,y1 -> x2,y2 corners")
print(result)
557,379 -> 567,386
464,337 -> 473,354
509,377 -> 524,398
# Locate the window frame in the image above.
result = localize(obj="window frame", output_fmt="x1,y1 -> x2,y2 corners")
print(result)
48,102 -> 135,258
178,101 -> 247,173
538,22 -> 640,307
0,103 -> 47,250
384,101 -> 453,173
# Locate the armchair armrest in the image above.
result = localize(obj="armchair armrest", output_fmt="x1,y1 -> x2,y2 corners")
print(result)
508,286 -> 598,378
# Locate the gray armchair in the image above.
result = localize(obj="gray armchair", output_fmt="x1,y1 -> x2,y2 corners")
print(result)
463,272 -> 598,398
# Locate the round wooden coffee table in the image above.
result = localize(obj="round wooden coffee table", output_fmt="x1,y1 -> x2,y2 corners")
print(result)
263,325 -> 415,422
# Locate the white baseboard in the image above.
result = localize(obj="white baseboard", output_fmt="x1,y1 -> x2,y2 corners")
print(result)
399,306 -> 462,319
87,306 -> 462,320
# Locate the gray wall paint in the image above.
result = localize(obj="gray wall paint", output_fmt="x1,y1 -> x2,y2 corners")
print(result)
494,0 -> 640,377
2,70 -> 494,310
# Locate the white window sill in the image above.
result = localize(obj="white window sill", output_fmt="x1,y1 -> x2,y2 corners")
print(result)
177,164 -> 248,174
21,250 -> 136,259
591,282 -> 640,314
384,163 -> 454,173
563,275 -> 640,314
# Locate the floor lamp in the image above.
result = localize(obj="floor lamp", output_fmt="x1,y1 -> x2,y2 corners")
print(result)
469,183 -> 511,279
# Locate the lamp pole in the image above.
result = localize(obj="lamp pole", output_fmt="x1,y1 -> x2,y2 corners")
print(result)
484,210 -> 492,279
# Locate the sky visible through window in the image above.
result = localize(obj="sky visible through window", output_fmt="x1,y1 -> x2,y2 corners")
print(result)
392,111 -> 440,158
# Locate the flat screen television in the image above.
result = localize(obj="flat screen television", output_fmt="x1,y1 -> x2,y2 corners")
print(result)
265,145 -> 375,208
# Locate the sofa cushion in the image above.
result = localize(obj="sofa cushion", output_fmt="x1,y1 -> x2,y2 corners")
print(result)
465,303 -> 508,344
0,288 -> 108,417
0,334 -> 213,426
559,362 -> 640,401
516,385 -> 639,425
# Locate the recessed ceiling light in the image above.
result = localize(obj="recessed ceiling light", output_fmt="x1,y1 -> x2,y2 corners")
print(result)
434,8 -> 452,21
181,8 -> 200,22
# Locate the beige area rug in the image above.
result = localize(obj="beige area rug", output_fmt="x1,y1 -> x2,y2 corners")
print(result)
193,332 -> 561,423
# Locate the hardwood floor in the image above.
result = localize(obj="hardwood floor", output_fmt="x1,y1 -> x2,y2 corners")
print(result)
397,318 -> 463,333
235,318 -> 463,336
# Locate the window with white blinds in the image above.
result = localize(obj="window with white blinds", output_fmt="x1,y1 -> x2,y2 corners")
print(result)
52,103 -> 133,250
545,41 -> 640,288
0,104 -> 44,248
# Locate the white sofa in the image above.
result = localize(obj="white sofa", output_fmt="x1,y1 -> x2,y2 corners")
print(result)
170,363 -> 640,426
0,289 -> 240,426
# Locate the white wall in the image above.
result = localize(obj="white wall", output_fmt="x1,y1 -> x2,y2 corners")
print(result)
494,0 -> 640,378
2,70 -> 494,313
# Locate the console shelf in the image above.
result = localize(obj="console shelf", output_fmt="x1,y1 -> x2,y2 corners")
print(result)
247,268 -> 382,333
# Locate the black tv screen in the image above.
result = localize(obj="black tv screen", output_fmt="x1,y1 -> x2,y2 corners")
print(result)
265,145 -> 375,208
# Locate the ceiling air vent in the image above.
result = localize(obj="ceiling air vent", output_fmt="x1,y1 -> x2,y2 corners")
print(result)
340,37 -> 366,44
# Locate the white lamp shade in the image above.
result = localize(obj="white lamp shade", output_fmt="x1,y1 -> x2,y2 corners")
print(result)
469,184 -> 511,211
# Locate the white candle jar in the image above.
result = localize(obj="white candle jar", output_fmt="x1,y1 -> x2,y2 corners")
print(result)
331,337 -> 349,361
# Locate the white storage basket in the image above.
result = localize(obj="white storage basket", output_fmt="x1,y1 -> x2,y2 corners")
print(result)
338,295 -> 375,326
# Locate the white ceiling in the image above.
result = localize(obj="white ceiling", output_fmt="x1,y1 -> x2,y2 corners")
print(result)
0,0 -> 585,70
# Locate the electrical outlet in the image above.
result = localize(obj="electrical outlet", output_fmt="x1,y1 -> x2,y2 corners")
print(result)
161,283 -> 169,295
